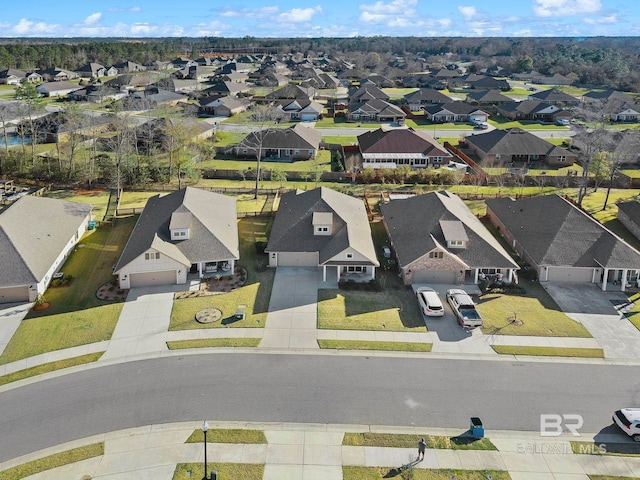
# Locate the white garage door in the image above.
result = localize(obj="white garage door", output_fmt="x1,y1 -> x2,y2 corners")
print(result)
0,286 -> 30,303
546,267 -> 593,283
277,252 -> 318,267
411,270 -> 456,284
129,270 -> 176,288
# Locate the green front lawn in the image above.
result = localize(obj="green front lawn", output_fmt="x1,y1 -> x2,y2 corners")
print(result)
477,281 -> 592,337
318,340 -> 432,352
169,217 -> 275,330
0,352 -> 103,387
0,217 -> 135,365
623,292 -> 640,332
172,464 -> 263,480
197,150 -> 331,173
492,346 -> 604,357
343,467 -> 509,480
317,285 -> 424,331
343,433 -> 496,450
167,338 -> 261,349
489,115 -> 570,130
186,428 -> 267,444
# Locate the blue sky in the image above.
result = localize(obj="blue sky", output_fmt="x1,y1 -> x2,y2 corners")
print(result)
1,0 -> 638,38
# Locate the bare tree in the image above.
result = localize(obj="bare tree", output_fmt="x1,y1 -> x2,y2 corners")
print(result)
602,130 -> 640,210
14,82 -> 45,167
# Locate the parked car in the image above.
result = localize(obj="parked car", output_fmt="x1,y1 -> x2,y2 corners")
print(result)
474,122 -> 489,130
613,408 -> 640,442
416,287 -> 444,317
382,246 -> 391,259
446,289 -> 483,327
555,118 -> 571,126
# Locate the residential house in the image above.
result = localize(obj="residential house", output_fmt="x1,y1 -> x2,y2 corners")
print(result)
465,90 -> 513,107
127,88 -> 186,109
357,127 -> 452,169
582,89 -> 634,104
265,187 -> 379,283
403,89 -> 452,111
0,68 -> 26,85
173,66 -> 214,82
24,71 -> 43,83
152,77 -> 199,94
272,98 -> 323,121
463,127 -> 576,167
104,74 -> 157,91
37,67 -> 78,82
528,88 -> 580,106
532,73 -> 573,85
606,101 -> 640,122
36,81 -> 82,98
114,187 -> 239,288
0,195 -> 92,303
486,195 -> 640,291
202,80 -> 251,96
171,57 -> 197,69
75,63 -> 107,78
68,84 -> 128,103
381,191 -> 519,285
347,99 -> 406,124
348,83 -> 389,103
423,102 -> 489,124
112,61 -> 146,74
617,201 -> 640,242
265,84 -> 316,100
200,96 -> 250,117
234,124 -> 322,161
496,100 -> 571,123
362,75 -> 394,88
453,74 -> 509,91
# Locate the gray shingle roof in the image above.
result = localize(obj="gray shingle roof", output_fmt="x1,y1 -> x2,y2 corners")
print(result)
357,128 -> 450,158
381,191 -> 518,269
617,201 -> 640,227
238,124 -> 322,150
0,196 -> 92,288
404,88 -> 452,103
465,127 -> 573,157
486,195 -> 640,269
265,187 -> 378,266
114,187 -> 239,272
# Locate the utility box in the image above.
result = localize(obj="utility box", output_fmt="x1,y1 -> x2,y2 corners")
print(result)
470,417 -> 484,439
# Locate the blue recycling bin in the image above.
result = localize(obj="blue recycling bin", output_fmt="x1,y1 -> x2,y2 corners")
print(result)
470,417 -> 484,439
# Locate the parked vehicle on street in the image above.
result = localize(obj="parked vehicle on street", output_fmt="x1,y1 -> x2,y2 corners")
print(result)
446,289 -> 483,327
416,287 -> 444,317
382,246 -> 391,259
613,408 -> 640,442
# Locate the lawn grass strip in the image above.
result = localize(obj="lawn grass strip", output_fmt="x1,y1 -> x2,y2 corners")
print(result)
0,352 -> 103,387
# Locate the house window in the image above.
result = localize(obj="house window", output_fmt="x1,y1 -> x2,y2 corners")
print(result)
450,240 -> 463,247
558,156 -> 566,162
145,252 -> 160,260
317,227 -> 328,233
346,253 -> 354,259
429,251 -> 444,259
347,266 -> 365,272
495,155 -> 501,160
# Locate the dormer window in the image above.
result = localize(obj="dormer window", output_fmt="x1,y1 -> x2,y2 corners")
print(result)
169,210 -> 192,240
312,211 -> 333,236
439,220 -> 468,249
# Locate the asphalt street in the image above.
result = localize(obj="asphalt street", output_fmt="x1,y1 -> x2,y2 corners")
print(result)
0,353 -> 637,463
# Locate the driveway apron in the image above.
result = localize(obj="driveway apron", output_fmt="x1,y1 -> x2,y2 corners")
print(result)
100,287 -> 176,360
260,267 -> 321,349
543,282 -> 640,360
0,302 -> 32,356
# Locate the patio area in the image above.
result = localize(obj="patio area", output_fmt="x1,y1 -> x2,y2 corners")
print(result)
175,267 -> 248,298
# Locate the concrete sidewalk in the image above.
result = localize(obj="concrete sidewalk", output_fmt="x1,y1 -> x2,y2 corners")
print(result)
2,421 -> 639,480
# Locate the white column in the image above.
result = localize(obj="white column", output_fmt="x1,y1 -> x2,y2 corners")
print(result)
336,266 -> 340,282
506,269 -> 513,283
474,269 -> 479,284
198,263 -> 203,278
601,268 -> 608,291
371,266 -> 376,280
622,269 -> 628,292
322,265 -> 326,282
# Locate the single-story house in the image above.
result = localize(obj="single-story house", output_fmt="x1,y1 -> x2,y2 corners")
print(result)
114,187 -> 239,289
496,100 -> 570,123
0,196 -> 92,303
617,201 -> 640,241
357,127 -> 452,169
200,96 -> 251,117
234,123 -> 322,161
381,191 -> 519,285
0,68 -> 26,85
486,195 -> 640,291
265,187 -> 379,282
348,83 -> 390,103
272,98 -> 323,121
465,90 -> 513,106
423,102 -> 489,124
403,88 -> 453,111
347,99 -> 406,124
36,81 -> 82,98
528,88 -> 580,106
463,127 -> 576,167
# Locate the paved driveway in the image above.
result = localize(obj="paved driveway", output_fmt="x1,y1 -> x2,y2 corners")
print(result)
543,282 -> 640,360
260,267 -> 328,349
0,302 -> 32,356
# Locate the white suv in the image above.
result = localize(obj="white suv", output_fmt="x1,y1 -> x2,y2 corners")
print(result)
416,287 -> 444,317
446,289 -> 483,327
613,408 -> 640,442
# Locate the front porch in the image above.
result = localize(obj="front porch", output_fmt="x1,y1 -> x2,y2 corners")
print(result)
600,268 -> 640,292
467,267 -> 518,285
322,263 -> 376,283
191,259 -> 236,279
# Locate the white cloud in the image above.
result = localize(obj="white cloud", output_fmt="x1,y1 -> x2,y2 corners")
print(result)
82,12 -> 102,26
532,0 -> 602,17
278,6 -> 322,23
106,6 -> 142,13
437,18 -> 453,28
12,18 -> 61,35
220,6 -> 279,18
458,6 -> 477,20
359,0 -> 418,24
584,13 -> 617,24
193,20 -> 232,36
